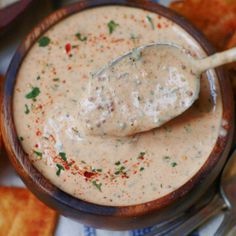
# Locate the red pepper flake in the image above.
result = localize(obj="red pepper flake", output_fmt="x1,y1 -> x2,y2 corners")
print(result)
157,23 -> 162,29
67,65 -> 72,70
35,144 -> 39,148
37,104 -> 43,109
36,130 -> 42,136
65,43 -> 71,54
84,171 -> 96,179
121,174 -> 129,179
64,163 -> 70,170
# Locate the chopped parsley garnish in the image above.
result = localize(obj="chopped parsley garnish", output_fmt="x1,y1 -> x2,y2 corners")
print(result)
75,33 -> 87,41
171,162 -> 177,167
92,167 -> 103,173
38,36 -> 50,47
56,164 -> 65,176
36,76 -> 41,80
25,87 -> 40,100
115,166 -> 126,175
107,20 -> 119,34
91,180 -> 102,192
24,104 -> 30,114
115,161 -> 121,166
59,152 -> 67,162
146,15 -> 154,30
140,167 -> 145,171
53,78 -> 60,82
33,150 -> 42,157
163,156 -> 170,160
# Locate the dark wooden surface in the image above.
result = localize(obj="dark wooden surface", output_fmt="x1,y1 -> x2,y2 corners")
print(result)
1,0 -> 235,230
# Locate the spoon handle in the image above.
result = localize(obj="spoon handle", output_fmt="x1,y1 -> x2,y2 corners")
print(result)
167,194 -> 227,236
214,210 -> 236,236
197,47 -> 236,73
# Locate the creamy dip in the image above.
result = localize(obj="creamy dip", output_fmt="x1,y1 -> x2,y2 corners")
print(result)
13,6 -> 222,206
81,45 -> 199,136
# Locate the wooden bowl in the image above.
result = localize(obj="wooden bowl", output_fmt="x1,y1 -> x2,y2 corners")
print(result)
1,0 -> 234,230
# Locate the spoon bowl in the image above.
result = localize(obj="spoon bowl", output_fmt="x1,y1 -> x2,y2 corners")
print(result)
80,43 -> 200,136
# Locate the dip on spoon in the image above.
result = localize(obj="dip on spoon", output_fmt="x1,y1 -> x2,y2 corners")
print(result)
80,44 -> 236,137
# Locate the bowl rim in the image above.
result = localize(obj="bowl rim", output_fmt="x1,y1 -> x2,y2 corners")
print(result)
1,0 -> 234,217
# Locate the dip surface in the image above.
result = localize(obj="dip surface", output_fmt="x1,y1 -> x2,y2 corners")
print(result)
14,6 -> 222,206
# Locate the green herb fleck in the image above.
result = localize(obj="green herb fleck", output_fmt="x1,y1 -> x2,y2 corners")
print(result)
33,150 -> 42,157
59,152 -> 67,162
72,127 -> 79,134
75,33 -> 87,41
164,126 -> 172,133
146,15 -> 154,30
38,36 -> 50,47
19,136 -> 24,141
91,180 -> 102,192
25,87 -> 40,100
115,161 -> 121,166
115,166 -> 126,175
184,124 -> 192,133
140,167 -> 145,171
36,76 -> 41,80
138,151 -> 146,159
81,160 -> 86,164
171,162 -> 177,167
92,168 -> 103,173
108,20 -> 119,34
53,78 -> 60,82
163,156 -> 170,160
56,164 -> 65,176
130,33 -> 139,42
24,104 -> 30,114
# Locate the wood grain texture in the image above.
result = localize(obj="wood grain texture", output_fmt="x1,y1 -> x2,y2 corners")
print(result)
1,0 -> 234,230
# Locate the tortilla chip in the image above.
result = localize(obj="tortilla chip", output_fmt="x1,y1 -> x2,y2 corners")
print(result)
170,0 -> 236,50
0,187 -> 58,236
170,0 -> 236,96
